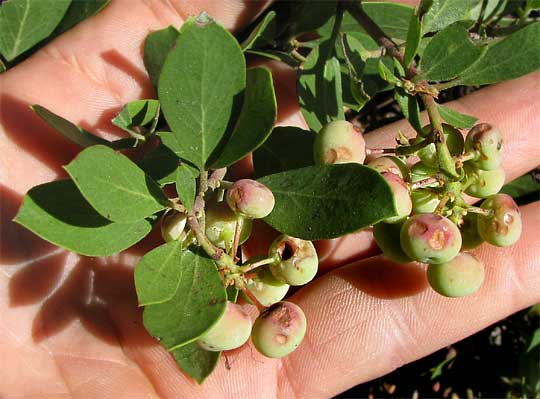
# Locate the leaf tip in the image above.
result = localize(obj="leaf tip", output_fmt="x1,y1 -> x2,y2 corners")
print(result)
196,11 -> 214,26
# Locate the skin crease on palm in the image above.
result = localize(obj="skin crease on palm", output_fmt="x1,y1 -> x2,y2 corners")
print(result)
0,0 -> 539,397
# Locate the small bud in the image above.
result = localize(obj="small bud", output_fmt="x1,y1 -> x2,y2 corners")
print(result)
226,179 -> 275,219
161,210 -> 188,242
465,123 -> 503,170
251,301 -> 307,358
197,301 -> 252,352
313,120 -> 366,165
268,235 -> 318,286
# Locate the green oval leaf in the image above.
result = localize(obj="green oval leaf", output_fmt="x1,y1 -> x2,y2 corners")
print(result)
419,24 -> 484,82
456,23 -> 540,86
172,343 -> 220,384
259,164 -> 396,239
241,11 -> 276,51
143,26 -> 179,87
53,0 -> 111,36
176,163 -> 198,211
210,67 -> 277,168
112,100 -> 160,136
438,105 -> 478,129
298,43 -> 344,132
138,143 -> 180,186
135,241 -> 185,306
423,0 -> 478,33
65,145 -> 169,222
404,13 -> 422,68
14,180 -> 152,256
253,126 -> 315,178
142,248 -> 227,350
0,0 -> 71,61
158,16 -> 246,170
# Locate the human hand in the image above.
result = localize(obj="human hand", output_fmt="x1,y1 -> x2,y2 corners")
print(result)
0,0 -> 539,398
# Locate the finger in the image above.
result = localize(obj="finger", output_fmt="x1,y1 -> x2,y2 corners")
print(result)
282,200 -> 540,398
0,0 -> 270,193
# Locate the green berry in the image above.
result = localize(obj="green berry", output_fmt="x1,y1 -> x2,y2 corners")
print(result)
411,189 -> 440,214
373,222 -> 413,263
313,120 -> 366,165
464,165 -> 505,198
418,124 -> 464,168
382,172 -> 412,223
251,301 -> 307,358
161,210 -> 188,242
226,179 -> 275,219
368,156 -> 410,180
197,301 -> 252,352
427,252 -> 485,297
477,194 -> 522,247
465,123 -> 503,170
205,200 -> 252,250
460,213 -> 484,250
400,214 -> 462,264
245,265 -> 290,307
268,235 -> 318,286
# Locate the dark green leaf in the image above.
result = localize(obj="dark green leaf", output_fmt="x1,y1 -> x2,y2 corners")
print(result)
241,11 -> 276,51
53,0 -> 111,35
211,67 -> 276,168
0,0 -> 71,61
32,105 -> 112,148
423,0 -> 480,33
290,0 -> 337,36
253,126 -> 315,178
438,105 -> 478,128
135,241 -> 188,306
500,172 -> 540,201
14,180 -> 152,256
176,163 -> 198,211
65,145 -> 169,222
158,16 -> 245,170
111,99 -> 160,136
172,343 -> 220,384
259,164 -> 396,240
419,24 -> 484,82
144,26 -> 179,87
339,34 -> 371,111
142,248 -> 227,350
457,23 -> 540,86
298,42 -> 344,132
404,14 -> 422,68
377,59 -> 400,85
138,143 -> 180,186
395,88 -> 423,134
245,49 -> 298,67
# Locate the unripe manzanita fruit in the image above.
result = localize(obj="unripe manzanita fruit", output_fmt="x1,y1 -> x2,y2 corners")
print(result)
268,235 -> 318,286
313,120 -> 366,165
382,172 -> 412,223
205,200 -> 252,249
368,156 -> 410,180
460,213 -> 484,250
251,301 -> 307,358
245,265 -> 290,307
161,210 -> 188,242
373,222 -> 413,263
465,123 -> 503,170
198,301 -> 252,352
400,213 -> 462,264
226,179 -> 275,219
411,189 -> 440,214
418,124 -> 464,168
477,193 -> 522,247
464,165 -> 505,198
427,252 -> 485,297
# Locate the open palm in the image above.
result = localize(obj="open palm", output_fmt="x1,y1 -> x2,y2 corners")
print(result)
1,1 -> 539,398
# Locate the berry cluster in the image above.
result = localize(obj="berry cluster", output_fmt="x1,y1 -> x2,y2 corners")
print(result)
161,178 -> 317,358
314,120 -> 522,298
